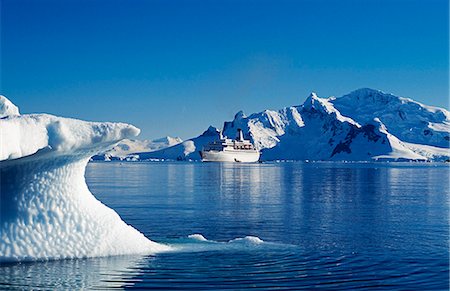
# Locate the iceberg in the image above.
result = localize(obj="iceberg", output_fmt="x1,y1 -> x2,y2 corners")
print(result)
0,96 -> 170,262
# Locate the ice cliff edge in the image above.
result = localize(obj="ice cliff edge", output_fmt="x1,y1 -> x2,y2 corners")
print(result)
0,96 -> 169,262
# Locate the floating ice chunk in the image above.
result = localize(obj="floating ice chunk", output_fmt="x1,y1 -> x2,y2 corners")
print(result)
229,236 -> 264,244
0,96 -> 170,262
188,234 -> 208,241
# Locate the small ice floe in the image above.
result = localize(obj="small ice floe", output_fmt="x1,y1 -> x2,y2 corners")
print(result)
228,236 -> 265,244
187,234 -> 208,241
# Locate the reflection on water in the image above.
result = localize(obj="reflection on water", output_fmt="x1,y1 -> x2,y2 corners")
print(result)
1,162 -> 448,289
0,255 -> 147,290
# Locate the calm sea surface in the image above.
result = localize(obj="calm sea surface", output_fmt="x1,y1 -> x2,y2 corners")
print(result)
1,161 -> 449,290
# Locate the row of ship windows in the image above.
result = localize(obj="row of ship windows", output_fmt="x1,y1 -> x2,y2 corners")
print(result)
233,145 -> 253,150
208,145 -> 253,150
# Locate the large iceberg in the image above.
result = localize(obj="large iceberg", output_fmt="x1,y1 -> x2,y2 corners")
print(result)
0,96 -> 169,262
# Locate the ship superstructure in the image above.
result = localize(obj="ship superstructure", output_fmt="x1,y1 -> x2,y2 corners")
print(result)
200,129 -> 260,162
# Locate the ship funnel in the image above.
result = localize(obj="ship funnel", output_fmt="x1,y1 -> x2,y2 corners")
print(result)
237,128 -> 244,141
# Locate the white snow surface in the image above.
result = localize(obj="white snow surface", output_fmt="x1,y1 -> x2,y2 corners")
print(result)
0,95 -> 20,118
331,88 -> 450,148
0,96 -> 170,262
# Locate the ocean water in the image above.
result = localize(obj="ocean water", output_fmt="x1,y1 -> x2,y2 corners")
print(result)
1,161 -> 448,290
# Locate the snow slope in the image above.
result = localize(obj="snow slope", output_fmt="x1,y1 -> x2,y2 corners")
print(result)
0,96 -> 170,262
147,89 -> 449,162
0,95 -> 19,118
92,136 -> 183,161
331,88 -> 450,148
137,126 -> 220,161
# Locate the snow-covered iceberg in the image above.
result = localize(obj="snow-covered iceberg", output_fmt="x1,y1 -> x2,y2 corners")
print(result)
0,96 -> 169,262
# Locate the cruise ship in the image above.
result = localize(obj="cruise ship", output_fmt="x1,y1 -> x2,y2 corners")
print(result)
200,129 -> 260,162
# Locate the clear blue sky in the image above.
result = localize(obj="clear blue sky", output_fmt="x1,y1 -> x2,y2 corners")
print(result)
1,0 -> 448,140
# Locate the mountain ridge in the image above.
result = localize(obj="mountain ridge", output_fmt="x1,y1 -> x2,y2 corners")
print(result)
131,88 -> 450,162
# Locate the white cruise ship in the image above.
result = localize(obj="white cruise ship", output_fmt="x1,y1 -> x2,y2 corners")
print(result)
200,129 -> 260,162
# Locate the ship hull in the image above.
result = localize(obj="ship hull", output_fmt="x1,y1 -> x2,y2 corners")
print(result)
200,150 -> 260,163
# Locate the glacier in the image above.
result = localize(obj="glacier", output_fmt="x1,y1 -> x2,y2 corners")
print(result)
141,88 -> 449,162
0,96 -> 170,262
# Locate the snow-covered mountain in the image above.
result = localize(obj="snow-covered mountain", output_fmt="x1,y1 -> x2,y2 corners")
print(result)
137,126 -> 220,161
92,136 -> 182,161
142,88 -> 449,162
